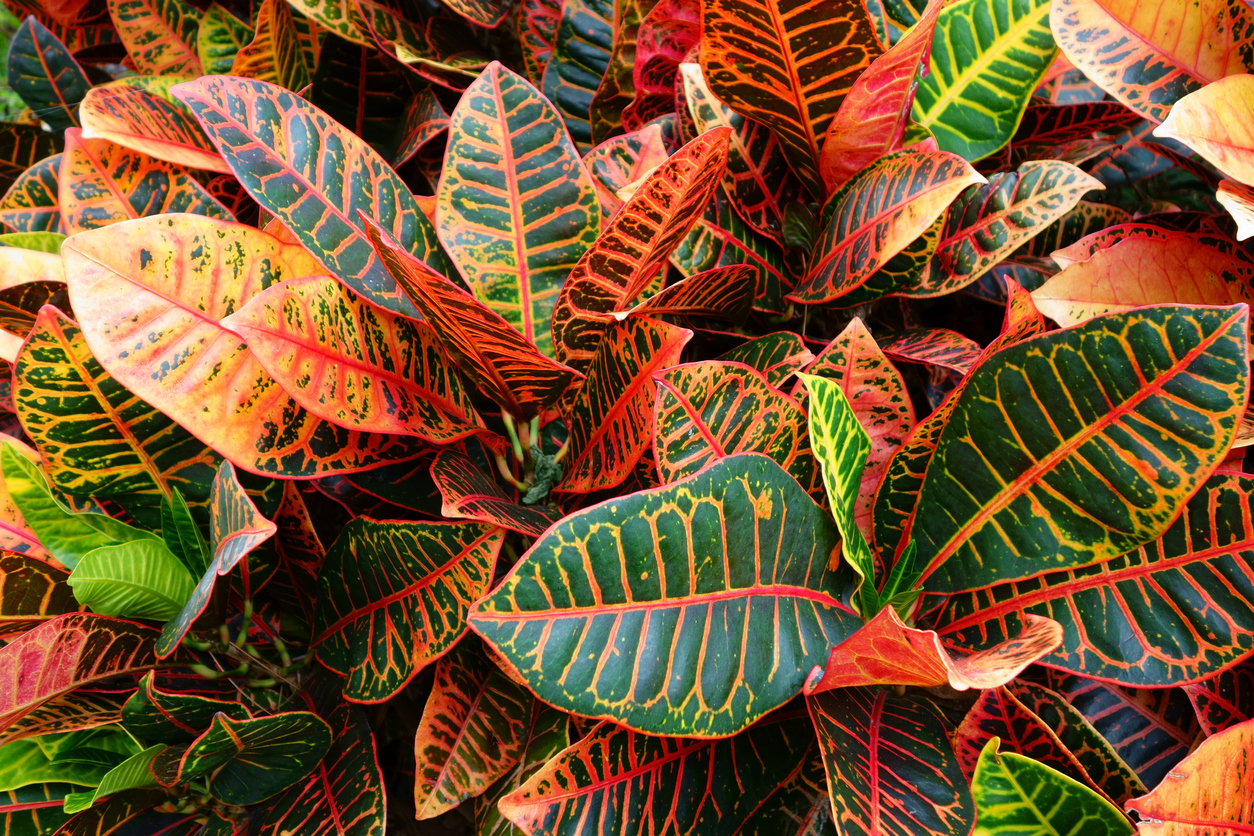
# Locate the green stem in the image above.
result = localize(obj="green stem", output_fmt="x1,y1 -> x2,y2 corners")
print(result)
494,452 -> 530,492
502,413 -> 525,462
235,599 -> 253,646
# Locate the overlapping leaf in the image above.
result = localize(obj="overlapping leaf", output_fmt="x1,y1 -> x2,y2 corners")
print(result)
622,0 -> 698,129
516,0 -> 560,86
1185,661 -> 1254,736
431,449 -> 561,536
541,0 -> 614,151
718,332 -> 813,388
230,0 -> 309,92
106,0 -> 203,76
196,3 -> 251,74
7,17 -> 90,134
0,154 -> 61,233
587,0 -> 657,146
584,123 -> 669,217
0,552 -> 76,640
0,124 -> 59,194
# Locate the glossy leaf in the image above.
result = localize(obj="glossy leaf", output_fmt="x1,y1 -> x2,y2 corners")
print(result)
583,123 -> 669,217
313,517 -> 503,702
68,540 -> 195,621
562,317 -> 690,493
808,687 -> 974,836
230,0 -> 309,92
308,36 -> 413,160
106,0 -> 203,76
366,218 -> 582,420
718,332 -> 813,389
1218,180 -> 1254,241
878,328 -> 981,374
196,3 -> 252,74
1050,0 -> 1254,124
431,448 -> 561,536
541,0 -> 613,151
516,0 -> 560,87
0,784 -> 75,835
699,0 -> 883,196
788,149 -> 985,304
473,705 -> 571,836
78,76 -> 229,174
0,553 -> 75,639
654,361 -> 822,500
470,453 -> 858,736
0,154 -> 61,233
552,128 -> 730,371
913,0 -> 1057,161
0,124 -> 59,194
62,215 -> 426,476
172,75 -> 452,317
6,17 -> 90,133
437,62 -> 601,355
622,0 -> 699,130
121,671 -> 249,745
1185,661 -> 1254,736
619,264 -> 755,322
1014,102 -> 1138,147
586,0 -> 657,146
222,274 -> 484,442
914,304 -> 1250,593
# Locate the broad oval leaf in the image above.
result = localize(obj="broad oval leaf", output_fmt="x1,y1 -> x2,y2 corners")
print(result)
1050,0 -> 1254,124
699,0 -> 883,196
313,517 -> 503,702
171,75 -> 452,317
68,540 -> 195,621
0,552 -> 76,639
122,671 -> 249,745
437,62 -> 601,356
787,149 -> 985,304
6,16 -> 90,134
62,214 -> 427,476
106,0 -> 203,76
914,304 -> 1250,593
469,453 -> 858,737
0,154 -> 61,233
221,274 -> 484,443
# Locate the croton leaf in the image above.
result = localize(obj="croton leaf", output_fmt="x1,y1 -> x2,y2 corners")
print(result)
62,215 -> 426,476
914,304 -> 1249,593
0,154 -> 61,233
787,149 -> 985,304
1185,660 -> 1254,736
718,332 -> 814,389
6,16 -> 90,134
197,3 -> 252,74
0,552 -> 75,640
431,448 -> 562,537
808,687 -> 974,836
393,88 -> 450,168
0,613 -> 171,729
77,76 -> 229,174
699,0 -> 882,196
877,328 -> 981,375
498,707 -> 821,834
540,0 -> 613,152
561,317 -> 691,493
121,671 -> 249,745
59,129 -> 231,234
230,0 -> 310,92
819,0 -> 943,195
1014,101 -> 1138,147
474,705 -> 570,836
171,75 -> 453,317
1031,233 -> 1254,329
313,517 -> 503,702
156,460 -> 277,657
289,0 -> 368,46
0,783 -> 75,835
972,739 -> 1134,836
516,0 -> 560,87
619,263 -> 755,322
654,361 -> 822,501
254,701 -> 385,836
583,123 -> 669,217
106,0 -> 203,75
1219,180 -> 1254,241
57,789 -> 195,836
470,453 -> 858,736
14,306 -> 220,521
365,217 -> 582,421
552,128 -> 730,371
0,124 -> 59,194
308,36 -> 413,161
222,274 -> 485,443
622,0 -> 699,130
0,688 -> 128,749
586,0 -> 656,147
1050,0 -> 1254,124
437,62 -> 601,356
413,638 -> 534,819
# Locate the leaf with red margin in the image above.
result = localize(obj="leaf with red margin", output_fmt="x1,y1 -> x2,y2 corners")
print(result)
62,215 -> 427,476
156,460 -> 277,657
0,124 -> 59,195
393,88 -> 448,168
221,274 -> 484,443
551,128 -> 730,372
699,0 -> 882,197
621,0 -> 698,130
1125,716 -> 1254,835
413,638 -> 534,820
798,318 -> 915,545
914,304 -> 1249,594
473,706 -> 570,836
107,0 -> 202,75
6,16 -> 90,134
717,332 -> 813,389
78,76 -> 229,174
0,552 -> 76,639
1012,102 -> 1138,147
872,280 -> 1044,562
583,123 -> 670,218
787,149 -> 984,304
0,688 -> 128,747
515,0 -> 559,87
653,360 -> 823,501
59,129 -> 231,234
172,75 -> 453,318
877,328 -> 981,375
230,0 -> 309,92
431,448 -> 561,536
121,671 -> 250,744
1019,200 -> 1132,259
0,153 -> 60,233
498,707 -> 823,833
560,317 -> 691,494
0,613 -> 174,729
1048,222 -> 1176,269
312,517 -> 503,703
0,784 -> 75,835
587,0 -> 657,147
931,470 -> 1254,686
254,701 -> 385,836
1031,234 -> 1254,331
818,0 -> 943,196
1184,660 -> 1254,736
364,216 -> 582,421
471,454 -> 858,736
680,62 -> 807,244
807,687 -> 974,836
1050,0 -> 1254,124
436,62 -> 601,357
55,790 -> 194,836
1218,180 -> 1254,241
804,606 -> 1061,692
266,482 -> 324,626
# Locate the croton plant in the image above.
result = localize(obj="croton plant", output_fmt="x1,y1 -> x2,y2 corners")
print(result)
0,0 -> 1253,831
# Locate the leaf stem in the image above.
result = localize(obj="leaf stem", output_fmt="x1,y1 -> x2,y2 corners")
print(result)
502,413 -> 525,462
553,435 -> 572,464
494,452 -> 530,492
235,599 -> 252,646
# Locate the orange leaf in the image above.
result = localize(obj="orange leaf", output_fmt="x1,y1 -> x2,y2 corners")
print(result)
1219,180 -> 1254,241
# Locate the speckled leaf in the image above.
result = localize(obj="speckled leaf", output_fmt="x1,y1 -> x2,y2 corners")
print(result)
106,0 -> 203,75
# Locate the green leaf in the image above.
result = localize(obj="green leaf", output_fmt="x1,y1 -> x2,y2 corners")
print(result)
6,16 -> 90,133
914,305 -> 1250,593
60,745 -> 164,814
971,738 -> 1134,836
912,0 -> 1058,161
716,332 -> 814,388
121,671 -> 249,745
0,553 -> 76,640
473,705 -> 570,836
160,488 -> 208,577
470,453 -> 859,737
68,540 -> 195,621
0,442 -> 158,569
0,232 -> 63,252
196,3 -> 252,74
0,727 -> 137,792
0,783 -> 75,835
0,153 -> 61,233
541,0 -> 614,151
